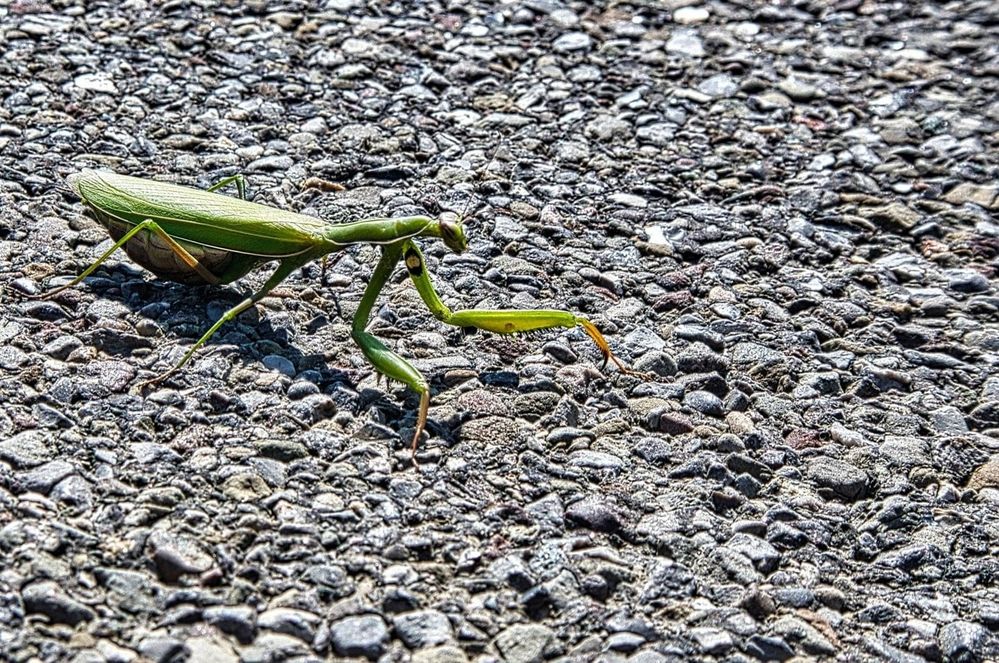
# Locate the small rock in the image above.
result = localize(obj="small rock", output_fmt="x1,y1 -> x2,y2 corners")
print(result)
255,439 -> 309,461
673,6 -> 709,24
938,620 -> 989,662
553,32 -> 591,52
19,460 -> 75,494
567,450 -> 626,470
699,74 -> 738,98
967,456 -> 999,491
684,390 -> 725,416
566,496 -> 622,533
203,606 -> 257,644
50,475 -> 94,510
806,457 -> 870,500
412,645 -> 469,663
494,624 -> 555,663
75,72 -> 117,94
392,610 -> 453,648
650,410 -> 695,435
329,615 -> 389,660
0,430 -> 52,468
138,636 -> 189,663
262,354 -> 296,376
258,607 -> 321,643
929,406 -> 968,434
666,30 -> 704,57
185,636 -> 239,663
222,472 -> 272,501
946,269 -> 991,293
148,530 -> 214,583
676,342 -> 729,373
248,155 -> 294,172
691,627 -> 734,654
942,183 -> 998,209
745,634 -> 794,661
22,581 -> 95,625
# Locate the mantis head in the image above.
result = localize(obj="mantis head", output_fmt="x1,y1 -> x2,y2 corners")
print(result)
439,215 -> 468,254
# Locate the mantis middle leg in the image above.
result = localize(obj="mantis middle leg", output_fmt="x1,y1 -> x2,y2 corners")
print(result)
399,241 -> 635,373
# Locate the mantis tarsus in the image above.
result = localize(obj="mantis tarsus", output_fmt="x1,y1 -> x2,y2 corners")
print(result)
43,169 -> 637,455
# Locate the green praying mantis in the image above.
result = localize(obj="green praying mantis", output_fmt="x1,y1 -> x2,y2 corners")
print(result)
40,169 -> 638,454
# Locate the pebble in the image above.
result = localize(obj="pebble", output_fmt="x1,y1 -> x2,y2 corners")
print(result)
412,645 -> 469,663
567,450 -> 626,470
19,460 -> 75,494
666,31 -> 705,57
329,615 -> 389,659
185,637 -> 239,663
392,610 -> 454,648
676,342 -> 729,373
683,390 -> 725,416
552,32 -> 591,52
75,72 -> 117,94
698,74 -> 739,98
938,620 -> 989,661
248,155 -> 294,172
945,269 -> 991,293
262,354 -> 296,376
673,6 -> 710,25
807,457 -> 870,501
137,637 -> 189,663
257,608 -> 322,643
22,581 -> 95,625
691,627 -> 734,654
203,606 -> 257,644
967,457 -> 999,491
942,183 -> 998,209
566,496 -> 623,533
494,624 -> 555,663
745,634 -> 795,660
221,472 -> 272,501
0,430 -> 51,468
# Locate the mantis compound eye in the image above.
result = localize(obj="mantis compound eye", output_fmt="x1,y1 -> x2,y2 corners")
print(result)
439,216 -> 468,254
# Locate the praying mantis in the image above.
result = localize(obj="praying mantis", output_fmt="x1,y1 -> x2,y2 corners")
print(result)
41,169 -> 637,454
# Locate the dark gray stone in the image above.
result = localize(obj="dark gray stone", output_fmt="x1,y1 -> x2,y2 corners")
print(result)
329,615 -> 389,660
22,581 -> 94,625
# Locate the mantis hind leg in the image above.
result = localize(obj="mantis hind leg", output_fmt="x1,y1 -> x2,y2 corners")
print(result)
400,241 -> 639,374
138,255 -> 310,390
41,218 -> 221,299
